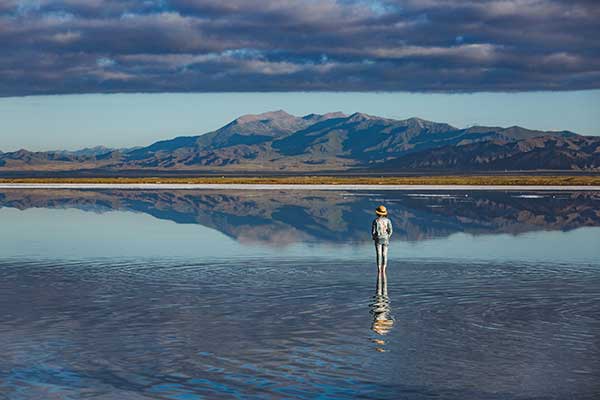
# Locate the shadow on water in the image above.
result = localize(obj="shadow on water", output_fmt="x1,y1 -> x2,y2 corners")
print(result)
370,270 -> 394,352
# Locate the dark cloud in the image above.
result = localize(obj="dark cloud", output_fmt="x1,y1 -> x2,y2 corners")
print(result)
0,0 -> 599,95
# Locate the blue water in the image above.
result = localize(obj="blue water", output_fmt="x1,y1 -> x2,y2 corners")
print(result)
0,189 -> 599,399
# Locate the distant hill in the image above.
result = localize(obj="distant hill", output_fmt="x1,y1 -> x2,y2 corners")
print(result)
381,135 -> 600,171
52,146 -> 138,157
1,111 -> 598,173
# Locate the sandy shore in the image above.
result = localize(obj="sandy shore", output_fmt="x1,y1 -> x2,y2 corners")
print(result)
1,183 -> 599,191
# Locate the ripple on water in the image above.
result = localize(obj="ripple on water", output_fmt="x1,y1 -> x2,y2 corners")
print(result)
0,258 -> 599,399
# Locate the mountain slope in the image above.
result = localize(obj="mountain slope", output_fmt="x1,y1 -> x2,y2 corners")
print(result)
273,113 -> 472,162
0,111 -> 595,172
382,135 -> 600,170
118,110 -> 348,168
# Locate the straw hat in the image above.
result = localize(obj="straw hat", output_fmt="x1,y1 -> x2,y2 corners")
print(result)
375,205 -> 388,216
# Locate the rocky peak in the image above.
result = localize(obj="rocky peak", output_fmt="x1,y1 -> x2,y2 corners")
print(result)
302,111 -> 347,122
234,110 -> 295,124
320,111 -> 347,120
347,112 -> 376,122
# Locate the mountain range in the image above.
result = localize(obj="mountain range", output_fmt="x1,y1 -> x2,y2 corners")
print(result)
1,110 -> 599,173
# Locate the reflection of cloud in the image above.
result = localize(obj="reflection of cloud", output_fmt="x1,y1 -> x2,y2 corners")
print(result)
1,0 -> 599,94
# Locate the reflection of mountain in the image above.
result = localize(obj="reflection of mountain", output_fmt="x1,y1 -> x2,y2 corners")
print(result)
1,190 -> 599,245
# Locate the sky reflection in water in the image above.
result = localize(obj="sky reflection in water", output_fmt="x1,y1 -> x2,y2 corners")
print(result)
0,189 -> 599,399
0,189 -> 599,262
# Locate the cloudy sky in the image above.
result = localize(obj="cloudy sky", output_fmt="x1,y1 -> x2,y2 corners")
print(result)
1,0 -> 599,95
1,0 -> 599,150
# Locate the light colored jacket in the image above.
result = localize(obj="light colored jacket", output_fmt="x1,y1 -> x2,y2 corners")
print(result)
372,216 -> 393,244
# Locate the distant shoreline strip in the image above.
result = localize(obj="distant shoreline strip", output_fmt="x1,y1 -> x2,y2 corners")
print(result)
1,184 -> 599,191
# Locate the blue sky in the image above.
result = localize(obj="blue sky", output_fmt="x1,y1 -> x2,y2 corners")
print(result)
1,91 -> 599,151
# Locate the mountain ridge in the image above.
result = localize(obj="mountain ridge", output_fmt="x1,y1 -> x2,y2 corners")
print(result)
1,111 -> 598,172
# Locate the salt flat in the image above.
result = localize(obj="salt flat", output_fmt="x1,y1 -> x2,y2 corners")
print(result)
1,183 -> 599,191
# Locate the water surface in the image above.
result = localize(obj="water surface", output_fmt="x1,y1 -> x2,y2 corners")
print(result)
1,189 -> 599,399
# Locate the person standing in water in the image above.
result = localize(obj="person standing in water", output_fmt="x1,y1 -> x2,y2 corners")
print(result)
371,205 -> 393,272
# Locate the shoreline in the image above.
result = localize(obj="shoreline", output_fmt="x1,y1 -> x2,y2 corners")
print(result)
1,175 -> 599,191
0,175 -> 599,185
1,183 -> 599,191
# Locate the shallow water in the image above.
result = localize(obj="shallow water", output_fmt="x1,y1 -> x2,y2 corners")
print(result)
1,189 -> 599,399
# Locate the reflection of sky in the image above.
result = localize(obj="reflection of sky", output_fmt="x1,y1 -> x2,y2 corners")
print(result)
2,207 -> 599,263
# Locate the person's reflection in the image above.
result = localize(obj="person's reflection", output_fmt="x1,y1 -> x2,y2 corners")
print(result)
370,269 -> 394,352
